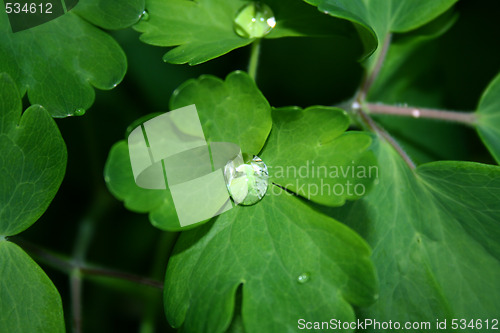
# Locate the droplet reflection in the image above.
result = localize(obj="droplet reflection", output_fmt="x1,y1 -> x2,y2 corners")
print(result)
234,2 -> 276,38
297,273 -> 310,284
224,155 -> 269,206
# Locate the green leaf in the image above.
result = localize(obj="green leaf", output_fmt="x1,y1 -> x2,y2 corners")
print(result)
0,240 -> 65,333
331,138 -> 500,327
105,140 -> 185,231
0,73 -> 67,237
105,71 -> 272,231
0,11 -> 127,117
367,8 -> 459,103
357,9 -> 470,165
261,106 -> 376,206
73,0 -> 145,30
170,71 -> 272,155
164,189 -> 377,333
476,72 -> 500,164
134,0 -> 372,65
305,0 -> 458,64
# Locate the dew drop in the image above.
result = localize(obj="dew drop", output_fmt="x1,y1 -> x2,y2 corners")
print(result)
140,10 -> 150,21
234,2 -> 276,38
74,109 -> 86,116
224,155 -> 269,206
297,273 -> 310,284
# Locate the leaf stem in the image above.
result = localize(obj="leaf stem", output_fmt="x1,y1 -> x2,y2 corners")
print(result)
248,39 -> 261,81
139,232 -> 178,333
365,103 -> 477,125
70,269 -> 83,333
358,34 -> 392,101
350,32 -> 416,169
357,107 -> 417,170
13,238 -> 164,289
70,190 -> 112,333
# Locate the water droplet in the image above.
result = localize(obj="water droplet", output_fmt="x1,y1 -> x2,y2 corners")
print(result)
140,10 -> 150,21
74,109 -> 86,116
234,2 -> 276,38
224,155 -> 269,205
411,109 -> 421,118
297,273 -> 310,284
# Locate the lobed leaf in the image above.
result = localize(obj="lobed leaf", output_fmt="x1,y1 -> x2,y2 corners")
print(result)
261,106 -> 376,206
105,71 -> 272,231
367,8 -> 459,103
0,73 -> 67,236
476,72 -> 500,164
304,0 -> 458,65
73,0 -> 146,30
362,9 -> 469,165
134,0 -> 372,65
0,240 -> 65,333
0,10 -> 127,117
164,189 -> 378,333
170,71 -> 272,155
331,138 -> 500,327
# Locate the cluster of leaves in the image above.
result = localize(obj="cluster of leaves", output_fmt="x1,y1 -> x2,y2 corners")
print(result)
1,0 -> 500,332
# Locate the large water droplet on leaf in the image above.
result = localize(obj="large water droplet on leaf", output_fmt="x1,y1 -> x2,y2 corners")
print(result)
224,155 -> 269,205
234,2 -> 276,38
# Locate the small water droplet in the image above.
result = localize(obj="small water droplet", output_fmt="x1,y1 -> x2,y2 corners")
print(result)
297,273 -> 310,284
234,2 -> 276,38
224,155 -> 269,205
140,10 -> 150,21
351,101 -> 361,111
74,109 -> 86,116
411,109 -> 421,118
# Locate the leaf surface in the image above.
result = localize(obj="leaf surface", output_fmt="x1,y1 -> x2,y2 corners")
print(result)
170,71 -> 272,155
164,190 -> 377,333
135,0 -> 371,65
362,9 -> 469,165
0,73 -> 66,236
0,241 -> 65,333
331,138 -> 500,327
304,0 -> 458,65
105,71 -> 272,231
74,0 -> 145,30
0,10 -> 126,117
105,72 -> 376,230
476,72 -> 500,163
261,106 -> 376,206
